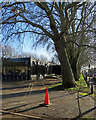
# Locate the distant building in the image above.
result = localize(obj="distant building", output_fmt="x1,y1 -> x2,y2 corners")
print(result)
2,57 -> 61,81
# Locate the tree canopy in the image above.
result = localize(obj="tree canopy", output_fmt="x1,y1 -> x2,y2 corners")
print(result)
1,1 -> 96,87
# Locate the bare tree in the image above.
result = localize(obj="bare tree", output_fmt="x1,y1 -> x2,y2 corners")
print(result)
67,2 -> 95,80
1,1 -> 95,87
0,43 -> 19,58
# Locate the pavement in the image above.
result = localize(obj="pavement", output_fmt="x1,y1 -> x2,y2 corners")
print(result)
1,78 -> 96,119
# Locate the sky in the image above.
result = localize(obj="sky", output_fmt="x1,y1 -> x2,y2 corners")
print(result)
22,42 -> 52,61
22,35 -> 54,61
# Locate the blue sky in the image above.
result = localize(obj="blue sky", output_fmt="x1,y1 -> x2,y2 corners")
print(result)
22,42 -> 52,61
22,34 -> 53,61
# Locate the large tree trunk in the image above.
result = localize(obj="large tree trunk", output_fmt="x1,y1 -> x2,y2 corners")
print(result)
77,63 -> 82,80
54,38 -> 76,88
71,58 -> 79,81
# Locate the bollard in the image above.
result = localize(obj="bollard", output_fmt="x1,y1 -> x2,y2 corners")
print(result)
90,83 -> 93,94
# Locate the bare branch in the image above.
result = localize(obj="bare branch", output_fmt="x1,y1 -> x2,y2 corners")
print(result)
35,2 -> 59,36
8,30 -> 46,36
19,14 -> 53,39
2,2 -> 26,11
49,2 -> 55,14
66,40 -> 96,49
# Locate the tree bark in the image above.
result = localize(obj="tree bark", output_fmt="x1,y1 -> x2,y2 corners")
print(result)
71,58 -> 79,81
54,38 -> 76,88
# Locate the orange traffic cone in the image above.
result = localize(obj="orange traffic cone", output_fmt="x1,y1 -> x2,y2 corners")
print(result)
44,87 -> 50,105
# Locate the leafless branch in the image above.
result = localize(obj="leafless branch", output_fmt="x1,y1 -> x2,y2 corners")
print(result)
66,40 -> 96,49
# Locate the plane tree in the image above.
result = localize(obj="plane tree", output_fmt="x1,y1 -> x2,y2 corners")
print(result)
67,2 -> 95,80
1,1 -> 95,87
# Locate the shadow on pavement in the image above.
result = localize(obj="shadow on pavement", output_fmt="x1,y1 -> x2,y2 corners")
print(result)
2,86 -> 74,99
76,92 -> 95,119
2,89 -> 46,99
5,103 -> 30,111
77,92 -> 81,115
2,85 -> 28,90
3,92 -> 75,113
72,106 -> 96,120
76,93 -> 92,99
2,81 -> 61,91
18,104 -> 46,113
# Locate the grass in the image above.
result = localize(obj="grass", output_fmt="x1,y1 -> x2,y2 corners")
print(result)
68,74 -> 90,92
82,115 -> 95,119
49,74 -> 95,98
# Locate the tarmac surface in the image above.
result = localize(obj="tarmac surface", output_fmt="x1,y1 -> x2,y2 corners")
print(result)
1,77 -> 96,119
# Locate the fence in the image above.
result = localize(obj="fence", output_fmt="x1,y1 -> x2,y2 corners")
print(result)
2,57 -> 61,81
2,57 -> 30,81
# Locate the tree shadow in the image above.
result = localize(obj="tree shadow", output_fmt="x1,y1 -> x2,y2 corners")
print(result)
2,82 -> 63,99
4,103 -> 30,111
18,104 -> 47,113
76,93 -> 92,99
2,89 -> 46,99
2,85 -> 28,90
77,92 -> 81,115
3,91 -> 75,114
2,81 -> 61,91
74,92 -> 95,120
72,106 -> 96,120
12,92 -> 75,113
3,104 -> 44,115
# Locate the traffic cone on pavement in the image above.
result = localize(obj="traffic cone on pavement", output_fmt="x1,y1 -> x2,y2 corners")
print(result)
44,87 -> 50,105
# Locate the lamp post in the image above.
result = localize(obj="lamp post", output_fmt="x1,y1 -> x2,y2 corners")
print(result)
88,64 -> 90,87
89,64 -> 90,77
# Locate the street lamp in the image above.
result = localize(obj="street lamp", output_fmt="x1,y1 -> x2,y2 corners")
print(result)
88,64 -> 90,87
